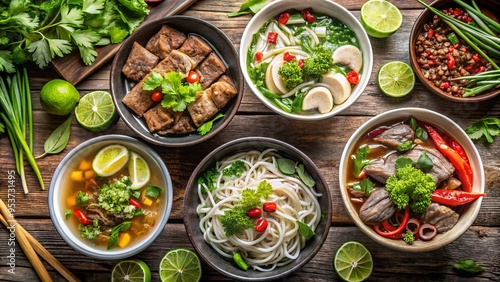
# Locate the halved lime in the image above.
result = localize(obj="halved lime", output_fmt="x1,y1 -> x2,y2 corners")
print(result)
377,61 -> 415,98
159,248 -> 201,282
334,241 -> 373,282
111,259 -> 151,282
75,90 -> 118,132
92,144 -> 129,177
360,0 -> 403,38
128,151 -> 150,190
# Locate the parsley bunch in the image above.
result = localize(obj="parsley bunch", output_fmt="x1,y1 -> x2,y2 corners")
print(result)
466,117 -> 500,143
0,0 -> 149,72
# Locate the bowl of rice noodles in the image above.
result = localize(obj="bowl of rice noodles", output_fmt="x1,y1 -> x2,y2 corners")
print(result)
183,137 -> 331,280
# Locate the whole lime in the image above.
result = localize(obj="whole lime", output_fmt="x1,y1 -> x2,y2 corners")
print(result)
40,79 -> 80,115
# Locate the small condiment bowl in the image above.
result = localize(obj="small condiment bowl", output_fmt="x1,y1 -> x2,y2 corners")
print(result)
48,134 -> 173,259
339,108 -> 485,252
409,0 -> 500,102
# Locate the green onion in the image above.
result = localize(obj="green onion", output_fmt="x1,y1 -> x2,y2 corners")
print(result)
446,32 -> 459,45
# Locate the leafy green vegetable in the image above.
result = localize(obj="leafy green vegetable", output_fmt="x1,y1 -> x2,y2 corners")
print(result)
76,191 -> 90,206
351,178 -> 374,197
395,157 -> 414,170
385,164 -> 436,213
278,60 -> 304,89
297,164 -> 315,188
78,218 -> 101,240
396,140 -> 413,153
352,146 -> 371,177
223,160 -> 246,178
415,150 -> 433,172
143,71 -> 201,112
276,158 -> 296,175
197,113 -> 224,136
227,0 -> 268,18
296,221 -> 315,239
65,209 -> 72,220
410,117 -> 428,140
0,0 -> 149,70
198,168 -> 219,194
146,185 -> 163,199
107,221 -> 131,250
302,46 -> 334,78
37,115 -> 72,158
403,231 -> 414,245
466,116 -> 500,143
453,259 -> 486,274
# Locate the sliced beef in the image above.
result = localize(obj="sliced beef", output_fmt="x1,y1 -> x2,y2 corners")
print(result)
178,35 -> 213,68
146,25 -> 187,59
143,104 -> 175,132
86,205 -> 125,228
153,50 -> 195,76
404,145 -> 455,185
159,114 -> 196,135
195,52 -> 227,89
420,203 -> 459,233
359,188 -> 397,225
187,90 -> 219,127
122,42 -> 159,82
364,153 -> 398,184
210,75 -> 238,109
373,123 -> 415,148
121,76 -> 155,117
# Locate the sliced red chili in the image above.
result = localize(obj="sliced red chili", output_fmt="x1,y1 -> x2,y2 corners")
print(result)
298,58 -> 304,68
447,139 -> 469,164
267,32 -> 278,44
263,202 -> 277,212
472,54 -> 480,62
302,8 -> 315,23
373,206 -> 410,239
247,207 -> 262,219
441,82 -> 450,89
129,198 -> 141,209
367,126 -> 387,138
254,51 -> 263,62
431,189 -> 486,206
73,209 -> 92,225
346,71 -> 359,84
446,53 -> 456,69
427,29 -> 434,39
278,12 -> 290,24
255,218 -> 268,232
283,52 -> 296,62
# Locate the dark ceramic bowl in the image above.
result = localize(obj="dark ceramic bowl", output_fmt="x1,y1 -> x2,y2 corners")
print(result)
409,0 -> 500,102
183,137 -> 332,281
110,16 -> 243,147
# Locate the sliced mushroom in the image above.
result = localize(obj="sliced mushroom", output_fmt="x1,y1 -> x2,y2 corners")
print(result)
270,54 -> 288,94
265,59 -> 282,94
321,72 -> 351,104
302,86 -> 333,114
332,45 -> 363,73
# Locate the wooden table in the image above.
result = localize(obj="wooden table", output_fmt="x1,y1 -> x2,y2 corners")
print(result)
1,0 -> 499,281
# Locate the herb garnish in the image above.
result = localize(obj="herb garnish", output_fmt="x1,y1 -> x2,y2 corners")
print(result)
107,221 -> 132,250
352,146 -> 371,177
453,259 -> 486,274
198,113 -> 224,136
466,116 -> 500,144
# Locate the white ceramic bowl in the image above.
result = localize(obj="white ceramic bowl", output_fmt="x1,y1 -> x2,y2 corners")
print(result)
48,135 -> 173,259
339,108 -> 485,252
240,0 -> 373,120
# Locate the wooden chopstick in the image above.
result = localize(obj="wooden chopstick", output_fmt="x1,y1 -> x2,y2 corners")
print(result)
0,198 -> 54,282
0,212 -> 81,282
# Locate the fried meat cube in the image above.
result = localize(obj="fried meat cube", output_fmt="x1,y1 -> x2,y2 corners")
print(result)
178,35 -> 213,68
158,114 -> 196,135
195,52 -> 227,89
210,75 -> 238,109
143,104 -> 175,132
153,50 -> 195,76
121,77 -> 155,117
187,90 -> 219,127
145,25 -> 187,59
122,42 -> 159,82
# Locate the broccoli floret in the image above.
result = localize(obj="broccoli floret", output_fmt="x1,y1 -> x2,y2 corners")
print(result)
78,218 -> 101,240
302,46 -> 334,77
76,191 -> 90,206
223,160 -> 246,178
278,59 -> 303,89
403,231 -> 414,245
220,206 -> 255,237
385,165 -> 436,213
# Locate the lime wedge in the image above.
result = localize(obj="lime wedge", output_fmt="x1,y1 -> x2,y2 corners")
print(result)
360,0 -> 403,38
377,61 -> 415,97
334,241 -> 373,282
75,90 -> 118,132
128,151 -> 151,190
92,144 -> 129,177
159,248 -> 201,282
112,259 -> 151,282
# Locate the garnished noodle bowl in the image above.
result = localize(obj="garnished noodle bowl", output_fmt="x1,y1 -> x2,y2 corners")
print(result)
196,149 -> 322,271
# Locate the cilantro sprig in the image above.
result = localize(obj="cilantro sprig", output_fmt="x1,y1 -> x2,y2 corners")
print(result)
466,117 -> 500,143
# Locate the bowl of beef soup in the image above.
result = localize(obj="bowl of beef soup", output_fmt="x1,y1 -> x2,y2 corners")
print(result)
111,15 -> 243,147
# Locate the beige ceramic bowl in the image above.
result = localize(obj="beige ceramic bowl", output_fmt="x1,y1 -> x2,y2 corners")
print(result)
339,108 -> 484,252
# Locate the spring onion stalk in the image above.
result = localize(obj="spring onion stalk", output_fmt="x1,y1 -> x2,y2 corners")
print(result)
454,0 -> 500,33
465,0 -> 496,36
0,68 -> 44,193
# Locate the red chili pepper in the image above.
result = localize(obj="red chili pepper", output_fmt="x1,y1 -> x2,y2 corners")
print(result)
373,206 -> 410,238
448,139 -> 469,164
346,71 -> 360,84
247,207 -> 262,219
73,209 -> 92,225
478,66 -> 485,73
382,220 -> 398,232
267,32 -> 278,44
254,51 -> 263,62
185,70 -> 200,83
423,124 -> 473,192
263,202 -> 277,212
302,8 -> 315,23
431,189 -> 486,206
298,58 -> 304,68
427,29 -> 434,39
255,218 -> 268,232
129,198 -> 141,209
454,43 -> 460,49
446,53 -> 456,69
441,82 -> 450,89
151,91 -> 163,102
278,12 -> 290,24
367,126 -> 387,138
472,54 -> 480,62
283,52 -> 296,62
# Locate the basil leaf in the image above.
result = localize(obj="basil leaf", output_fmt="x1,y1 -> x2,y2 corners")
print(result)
416,150 -> 433,172
146,185 -> 163,199
107,221 -> 131,250
297,164 -> 315,188
277,158 -> 296,175
42,115 -> 72,156
296,221 -> 315,239
395,157 -> 414,170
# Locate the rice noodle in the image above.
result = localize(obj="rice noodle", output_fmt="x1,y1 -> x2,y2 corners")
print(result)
197,149 -> 321,271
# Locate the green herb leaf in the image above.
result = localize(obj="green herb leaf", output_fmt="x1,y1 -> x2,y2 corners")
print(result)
410,116 -> 428,140
41,115 -> 72,157
276,158 -> 296,175
396,140 -> 413,153
107,221 -> 132,250
453,259 -> 486,274
466,117 -> 500,143
65,209 -> 72,220
197,113 -> 224,136
227,0 -> 268,17
223,159 -> 246,177
297,164 -> 315,188
146,185 -> 163,199
352,178 -> 374,197
416,150 -> 434,172
353,146 -> 371,177
296,221 -> 315,239
395,157 -> 414,170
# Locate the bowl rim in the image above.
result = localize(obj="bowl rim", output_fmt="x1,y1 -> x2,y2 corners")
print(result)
183,136 -> 332,280
239,0 -> 373,121
408,0 -> 500,102
110,15 -> 244,147
338,107 -> 485,252
48,134 -> 173,259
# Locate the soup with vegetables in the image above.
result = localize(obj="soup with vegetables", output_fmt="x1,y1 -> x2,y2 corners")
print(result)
247,7 -> 363,114
345,116 -> 484,243
62,144 -> 164,250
